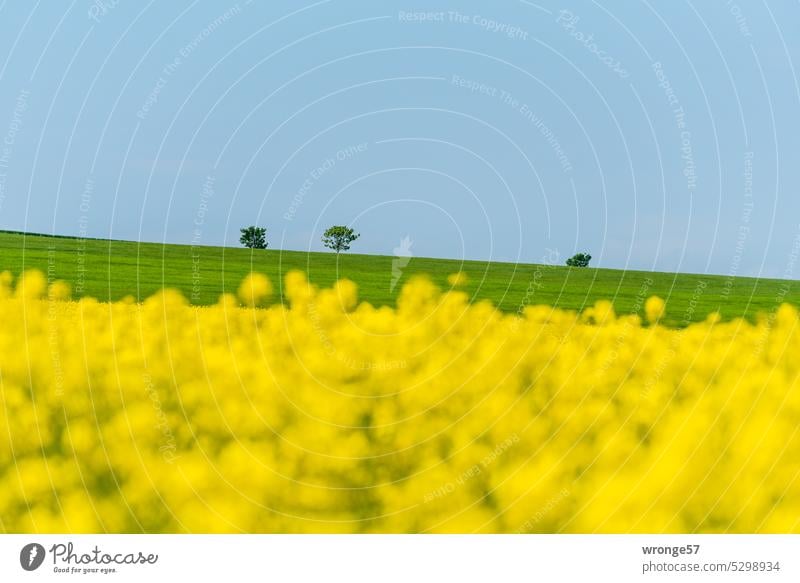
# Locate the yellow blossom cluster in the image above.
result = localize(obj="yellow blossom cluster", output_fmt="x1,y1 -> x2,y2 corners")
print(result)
0,269 -> 798,533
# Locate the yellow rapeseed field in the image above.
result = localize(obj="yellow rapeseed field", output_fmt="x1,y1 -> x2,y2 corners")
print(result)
0,269 -> 798,533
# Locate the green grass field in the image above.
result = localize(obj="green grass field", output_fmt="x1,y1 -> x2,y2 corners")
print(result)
1,230 -> 797,326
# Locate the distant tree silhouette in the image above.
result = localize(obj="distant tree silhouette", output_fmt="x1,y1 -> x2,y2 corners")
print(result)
322,225 -> 360,253
240,226 -> 267,249
566,252 -> 592,267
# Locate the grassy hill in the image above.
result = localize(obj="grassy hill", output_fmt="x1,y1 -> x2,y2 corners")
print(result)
1,230 -> 797,326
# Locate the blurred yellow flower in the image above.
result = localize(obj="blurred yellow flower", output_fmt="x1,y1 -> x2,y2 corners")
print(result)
0,270 -> 797,534
447,271 -> 469,287
14,270 -> 47,299
237,272 -> 273,307
645,295 -> 666,323
47,280 -> 72,301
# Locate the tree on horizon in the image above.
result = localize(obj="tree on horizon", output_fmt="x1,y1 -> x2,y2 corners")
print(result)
240,226 -> 268,249
322,225 -> 360,254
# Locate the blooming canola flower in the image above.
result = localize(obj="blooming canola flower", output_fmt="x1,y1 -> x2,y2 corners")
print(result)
0,270 -> 798,533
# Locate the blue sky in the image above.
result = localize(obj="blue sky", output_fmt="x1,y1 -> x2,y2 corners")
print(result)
0,1 -> 799,277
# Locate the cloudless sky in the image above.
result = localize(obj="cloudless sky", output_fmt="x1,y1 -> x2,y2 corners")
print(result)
1,1 -> 799,277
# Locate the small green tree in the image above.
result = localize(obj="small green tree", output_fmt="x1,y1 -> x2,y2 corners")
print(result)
566,252 -> 592,267
322,225 -> 360,253
240,226 -> 268,249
